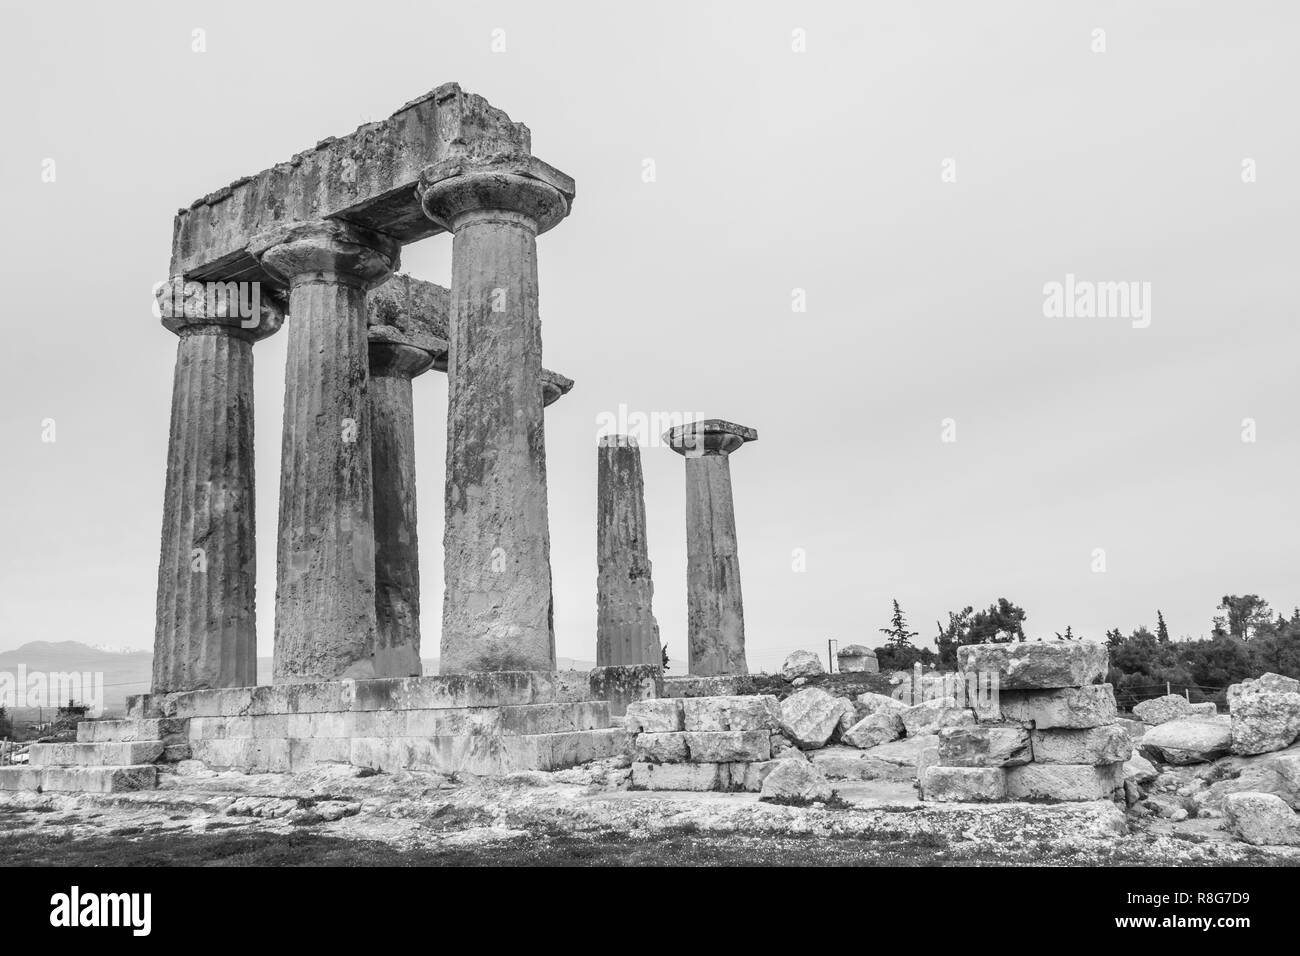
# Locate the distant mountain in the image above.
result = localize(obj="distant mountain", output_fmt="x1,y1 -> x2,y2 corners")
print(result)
0,642 -> 599,718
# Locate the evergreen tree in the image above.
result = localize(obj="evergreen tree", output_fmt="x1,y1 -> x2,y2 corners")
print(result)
1156,610 -> 1170,644
880,599 -> 918,649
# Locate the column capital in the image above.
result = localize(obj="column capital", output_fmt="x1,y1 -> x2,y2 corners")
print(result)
417,156 -> 574,234
155,277 -> 283,341
368,333 -> 437,379
250,219 -> 400,290
664,419 -> 758,457
541,369 -> 574,407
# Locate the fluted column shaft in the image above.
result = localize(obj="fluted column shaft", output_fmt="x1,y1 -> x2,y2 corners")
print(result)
419,169 -> 571,674
684,453 -> 747,676
596,436 -> 660,666
253,220 -> 399,682
152,285 -> 281,694
369,341 -> 432,677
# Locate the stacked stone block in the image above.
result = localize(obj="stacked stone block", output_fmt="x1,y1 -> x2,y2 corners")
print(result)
626,695 -> 788,792
922,642 -> 1130,803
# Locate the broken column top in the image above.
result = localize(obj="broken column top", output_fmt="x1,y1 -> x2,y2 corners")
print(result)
598,433 -> 639,448
169,83 -> 575,290
366,272 -> 571,393
664,419 -> 758,457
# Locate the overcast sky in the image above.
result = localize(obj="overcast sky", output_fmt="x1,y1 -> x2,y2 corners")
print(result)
1,1 -> 1297,673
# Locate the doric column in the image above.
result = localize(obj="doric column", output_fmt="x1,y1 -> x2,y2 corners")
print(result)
152,280 -> 282,693
368,334 -> 434,678
664,420 -> 759,677
251,220 -> 399,683
596,435 -> 661,667
418,159 -> 573,674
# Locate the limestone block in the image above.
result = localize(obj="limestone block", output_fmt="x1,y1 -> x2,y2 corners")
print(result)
683,730 -> 771,763
288,738 -> 353,770
900,697 -> 959,737
681,695 -> 781,733
921,766 -> 1007,802
1141,718 -> 1233,765
937,725 -> 1032,768
632,732 -> 690,764
1005,762 -> 1124,801
630,761 -> 728,791
759,758 -> 833,802
1228,673 -> 1300,710
999,684 -> 1117,729
810,748 -> 910,782
190,738 -> 291,773
1030,725 -> 1133,765
40,766 -> 158,794
736,760 -> 779,792
1123,753 -> 1158,786
77,718 -> 187,743
1230,690 -> 1300,756
0,767 -> 43,791
661,675 -> 756,698
843,712 -> 905,750
856,692 -> 908,717
782,650 -> 824,680
1132,694 -> 1192,726
836,645 -> 879,673
780,688 -> 853,749
624,698 -> 685,733
957,641 -> 1108,690
588,664 -> 662,717
1224,791 -> 1300,846
916,746 -> 941,799
30,742 -> 164,768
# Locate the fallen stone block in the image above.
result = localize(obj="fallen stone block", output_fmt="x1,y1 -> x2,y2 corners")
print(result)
1224,791 -> 1300,846
921,765 -> 1007,802
1132,694 -> 1193,726
1141,718 -> 1233,765
1230,690 -> 1300,756
1123,752 -> 1158,786
856,691 -> 908,717
900,697 -> 967,737
843,712 -> 904,749
957,640 -> 1108,690
916,746 -> 941,799
661,675 -> 756,698
736,760 -> 779,792
1000,684 -> 1117,729
782,650 -> 825,680
1005,762 -> 1124,802
810,747 -> 911,782
1031,725 -> 1133,765
624,698 -> 685,734
759,758 -> 833,802
938,724 -> 1032,767
780,687 -> 853,749
1228,673 -> 1300,711
680,695 -> 781,733
683,730 -> 771,763
630,761 -> 729,791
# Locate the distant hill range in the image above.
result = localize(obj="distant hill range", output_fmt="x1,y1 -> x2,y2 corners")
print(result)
0,641 -> 597,717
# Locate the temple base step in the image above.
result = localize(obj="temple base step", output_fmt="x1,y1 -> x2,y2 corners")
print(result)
0,764 -> 159,794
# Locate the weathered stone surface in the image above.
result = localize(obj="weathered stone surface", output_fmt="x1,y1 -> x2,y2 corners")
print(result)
957,641 -> 1108,690
253,220 -> 399,682
938,724 -> 1032,767
922,766 -> 1007,802
780,688 -> 853,749
1188,702 -> 1218,717
1000,684 -> 1117,729
0,767 -> 43,792
810,746 -> 913,782
1132,694 -> 1193,726
683,730 -> 771,763
368,338 -> 430,679
758,758 -> 833,803
1224,791 -> 1300,846
856,692 -> 907,717
1194,751 -> 1300,813
1005,762 -> 1124,801
681,695 -> 781,733
630,761 -> 728,791
782,650 -> 824,680
39,766 -> 158,794
632,732 -> 690,764
624,698 -> 684,734
1228,673 -> 1300,710
1031,725 -> 1133,766
30,742 -> 164,767
77,718 -> 187,744
835,644 -> 879,674
1229,690 -> 1300,756
1122,753 -> 1158,786
900,697 -> 964,737
664,420 -> 758,677
421,167 -> 571,675
587,665 -> 662,718
916,746 -> 941,798
843,712 -> 904,749
152,301 -> 279,694
1141,717 -> 1233,765
661,675 -> 756,698
596,436 -> 661,667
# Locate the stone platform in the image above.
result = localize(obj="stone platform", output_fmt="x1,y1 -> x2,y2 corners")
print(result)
2,672 -> 635,793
